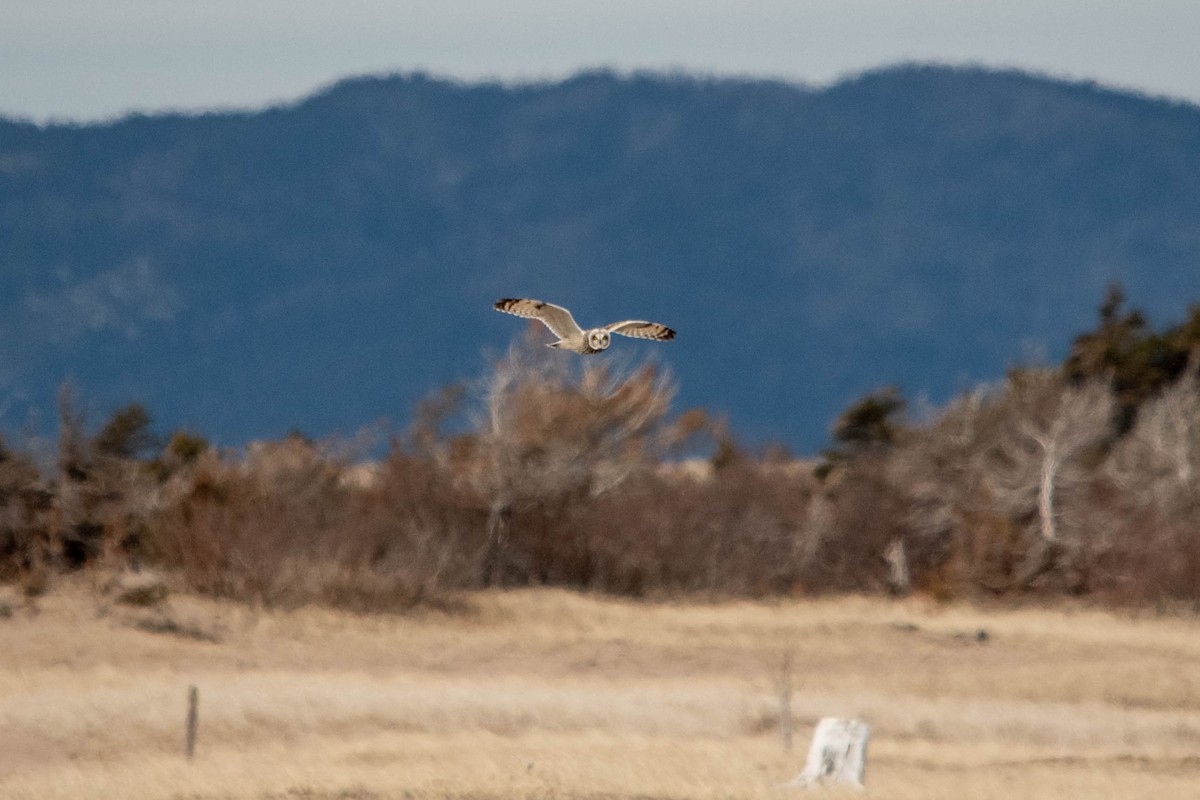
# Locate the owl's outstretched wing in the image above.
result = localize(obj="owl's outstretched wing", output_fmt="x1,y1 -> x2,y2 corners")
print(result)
494,298 -> 583,339
603,320 -> 676,341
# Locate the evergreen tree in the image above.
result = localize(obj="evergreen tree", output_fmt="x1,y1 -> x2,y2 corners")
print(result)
1064,283 -> 1199,431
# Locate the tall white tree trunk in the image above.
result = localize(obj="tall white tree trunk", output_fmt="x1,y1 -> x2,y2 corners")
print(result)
1037,442 -> 1060,544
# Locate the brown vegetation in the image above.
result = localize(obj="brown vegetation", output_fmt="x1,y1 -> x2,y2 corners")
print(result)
1,289 -> 1199,611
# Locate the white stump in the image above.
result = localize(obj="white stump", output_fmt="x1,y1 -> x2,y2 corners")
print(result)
788,717 -> 870,789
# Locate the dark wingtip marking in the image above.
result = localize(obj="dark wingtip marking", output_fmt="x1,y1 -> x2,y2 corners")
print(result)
494,298 -> 544,312
662,328 -> 676,340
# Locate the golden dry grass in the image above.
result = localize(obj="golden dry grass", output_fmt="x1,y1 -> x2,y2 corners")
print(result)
3,576 -> 1200,799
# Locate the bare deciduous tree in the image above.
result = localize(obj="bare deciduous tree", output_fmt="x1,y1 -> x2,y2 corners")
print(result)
889,387 -> 1004,592
1109,369 -> 1200,511
471,336 -> 678,584
1081,364 -> 1200,604
987,370 -> 1115,587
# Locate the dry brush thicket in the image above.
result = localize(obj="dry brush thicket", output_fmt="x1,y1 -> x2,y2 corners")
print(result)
2,296 -> 1200,611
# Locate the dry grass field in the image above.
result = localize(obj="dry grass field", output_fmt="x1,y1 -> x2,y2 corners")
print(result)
3,576 -> 1200,799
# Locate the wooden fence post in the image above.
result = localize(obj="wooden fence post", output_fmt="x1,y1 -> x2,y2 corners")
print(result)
185,685 -> 199,761
779,652 -> 794,753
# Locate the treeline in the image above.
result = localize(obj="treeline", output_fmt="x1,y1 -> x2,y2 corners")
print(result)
2,286 -> 1199,610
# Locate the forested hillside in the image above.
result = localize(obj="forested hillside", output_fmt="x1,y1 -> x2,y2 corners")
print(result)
2,65 -> 1199,449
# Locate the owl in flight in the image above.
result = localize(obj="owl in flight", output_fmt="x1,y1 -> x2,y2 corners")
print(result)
494,298 -> 675,355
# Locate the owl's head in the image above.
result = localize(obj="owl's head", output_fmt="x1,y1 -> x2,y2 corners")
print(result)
587,329 -> 611,351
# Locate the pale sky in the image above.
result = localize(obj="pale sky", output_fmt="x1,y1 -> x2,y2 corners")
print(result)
4,0 -> 1200,122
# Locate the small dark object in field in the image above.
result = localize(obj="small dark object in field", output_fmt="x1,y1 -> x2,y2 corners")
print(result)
132,615 -> 221,643
952,627 -> 991,644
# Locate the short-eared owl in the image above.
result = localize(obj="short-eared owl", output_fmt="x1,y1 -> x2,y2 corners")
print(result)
494,298 -> 675,355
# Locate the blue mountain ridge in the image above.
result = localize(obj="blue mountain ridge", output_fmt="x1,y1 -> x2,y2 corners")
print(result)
2,64 -> 1198,452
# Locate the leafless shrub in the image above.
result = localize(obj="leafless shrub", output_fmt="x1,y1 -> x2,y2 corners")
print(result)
1107,369 -> 1200,513
886,389 -> 1006,595
467,340 -> 705,586
7,341 -> 1199,612
876,372 -> 1117,599
1083,371 -> 1200,606
803,454 -> 910,594
558,461 -> 817,597
142,435 -> 483,611
0,437 -> 52,582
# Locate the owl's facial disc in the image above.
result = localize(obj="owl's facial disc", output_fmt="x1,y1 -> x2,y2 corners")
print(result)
588,330 -> 611,350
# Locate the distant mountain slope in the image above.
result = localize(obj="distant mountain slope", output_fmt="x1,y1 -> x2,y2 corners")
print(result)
2,65 -> 1199,450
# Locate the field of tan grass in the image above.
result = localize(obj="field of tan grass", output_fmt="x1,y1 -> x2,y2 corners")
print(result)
3,575 -> 1200,799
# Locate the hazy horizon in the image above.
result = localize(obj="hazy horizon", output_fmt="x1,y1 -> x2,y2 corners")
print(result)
4,1 -> 1200,122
